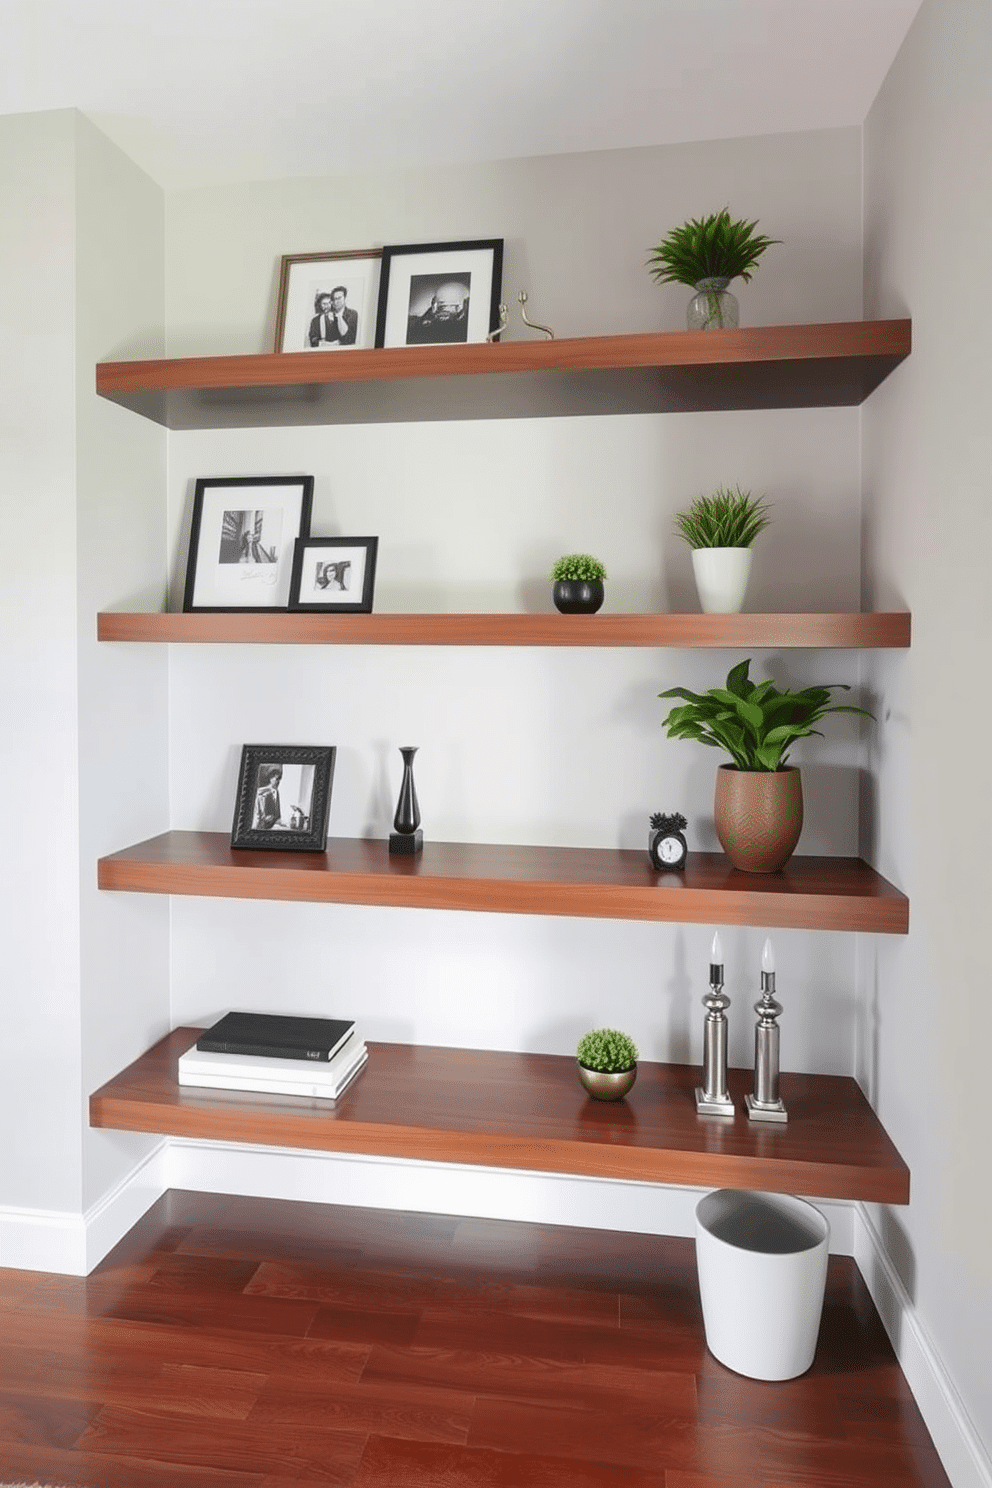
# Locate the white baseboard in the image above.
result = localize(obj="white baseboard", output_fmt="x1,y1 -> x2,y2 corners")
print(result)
164,1139 -> 857,1251
1,1143 -> 857,1275
854,1203 -> 992,1488
0,1142 -> 168,1276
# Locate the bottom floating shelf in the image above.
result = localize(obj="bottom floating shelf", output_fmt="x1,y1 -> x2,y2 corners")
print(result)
90,1029 -> 910,1205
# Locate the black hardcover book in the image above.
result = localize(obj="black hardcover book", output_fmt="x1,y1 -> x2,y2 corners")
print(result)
195,1011 -> 354,1062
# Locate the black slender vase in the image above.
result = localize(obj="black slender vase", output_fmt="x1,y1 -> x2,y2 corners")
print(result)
389,745 -> 423,855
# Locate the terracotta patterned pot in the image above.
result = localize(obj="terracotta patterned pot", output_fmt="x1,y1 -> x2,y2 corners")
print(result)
714,764 -> 804,874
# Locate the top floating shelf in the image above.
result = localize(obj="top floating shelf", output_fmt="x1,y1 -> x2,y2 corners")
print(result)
97,611 -> 911,649
95,320 -> 912,428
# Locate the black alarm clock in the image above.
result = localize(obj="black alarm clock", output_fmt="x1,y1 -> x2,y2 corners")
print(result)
649,811 -> 688,871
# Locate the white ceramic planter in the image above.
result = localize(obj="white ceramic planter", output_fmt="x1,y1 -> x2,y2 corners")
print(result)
691,546 -> 753,613
695,1189 -> 830,1380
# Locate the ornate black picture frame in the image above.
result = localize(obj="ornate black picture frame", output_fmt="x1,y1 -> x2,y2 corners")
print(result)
183,475 -> 314,612
290,535 -> 379,612
231,744 -> 337,852
374,238 -> 503,348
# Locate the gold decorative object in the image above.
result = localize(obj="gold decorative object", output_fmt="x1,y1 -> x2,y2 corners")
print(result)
486,304 -> 509,342
518,291 -> 554,340
577,1063 -> 637,1101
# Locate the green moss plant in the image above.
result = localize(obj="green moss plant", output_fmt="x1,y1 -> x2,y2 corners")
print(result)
550,553 -> 607,582
674,487 -> 771,549
660,658 -> 873,773
576,1028 -> 639,1072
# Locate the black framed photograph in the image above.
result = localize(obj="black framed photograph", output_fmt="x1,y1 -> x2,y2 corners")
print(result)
374,238 -> 503,348
231,744 -> 337,852
183,475 -> 314,612
273,249 -> 382,353
290,536 -> 379,612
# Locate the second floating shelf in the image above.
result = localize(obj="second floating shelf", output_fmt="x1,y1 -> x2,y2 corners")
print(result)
98,832 -> 909,934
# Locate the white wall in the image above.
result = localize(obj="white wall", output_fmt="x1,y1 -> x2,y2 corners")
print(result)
0,111 -> 84,1220
73,115 -> 171,1212
0,110 -> 169,1263
161,131 -> 869,1096
165,128 -> 863,354
862,0 -> 992,1472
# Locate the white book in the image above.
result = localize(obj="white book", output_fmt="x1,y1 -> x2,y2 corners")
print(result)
178,1040 -> 368,1100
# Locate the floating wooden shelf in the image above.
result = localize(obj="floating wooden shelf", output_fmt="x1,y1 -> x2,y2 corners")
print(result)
95,320 -> 911,428
96,610 -> 912,649
97,831 -> 909,934
89,1028 -> 910,1205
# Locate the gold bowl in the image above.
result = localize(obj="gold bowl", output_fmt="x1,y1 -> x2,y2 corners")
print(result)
577,1063 -> 637,1101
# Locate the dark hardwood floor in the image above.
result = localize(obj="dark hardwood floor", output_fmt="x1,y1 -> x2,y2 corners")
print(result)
0,1190 -> 949,1486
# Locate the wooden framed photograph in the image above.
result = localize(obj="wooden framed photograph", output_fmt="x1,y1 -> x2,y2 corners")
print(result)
274,249 -> 382,353
231,744 -> 337,852
182,475 -> 314,612
290,536 -> 379,613
374,238 -> 503,348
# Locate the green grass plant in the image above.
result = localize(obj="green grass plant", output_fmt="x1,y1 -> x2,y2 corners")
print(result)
674,487 -> 771,549
648,209 -> 779,286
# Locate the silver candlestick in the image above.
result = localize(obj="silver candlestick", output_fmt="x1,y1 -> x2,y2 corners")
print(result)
696,931 -> 735,1116
746,936 -> 788,1123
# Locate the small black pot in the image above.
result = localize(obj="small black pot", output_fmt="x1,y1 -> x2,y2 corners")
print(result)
553,579 -> 604,614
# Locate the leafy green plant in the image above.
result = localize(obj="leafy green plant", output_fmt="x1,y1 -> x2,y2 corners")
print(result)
576,1028 -> 639,1072
674,487 -> 771,549
647,209 -> 780,287
660,659 -> 872,772
550,553 -> 607,582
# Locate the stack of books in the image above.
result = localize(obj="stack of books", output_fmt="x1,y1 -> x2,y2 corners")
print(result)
178,1011 -> 368,1100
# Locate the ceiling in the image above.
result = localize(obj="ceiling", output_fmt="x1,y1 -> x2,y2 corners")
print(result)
0,0 -> 922,191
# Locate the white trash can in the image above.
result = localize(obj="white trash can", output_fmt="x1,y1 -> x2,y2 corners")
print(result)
695,1189 -> 829,1381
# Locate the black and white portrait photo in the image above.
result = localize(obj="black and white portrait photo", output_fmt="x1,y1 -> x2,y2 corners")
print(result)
405,273 -> 471,345
251,760 -> 314,833
307,285 -> 358,349
289,536 -> 378,613
231,744 -> 337,852
314,558 -> 352,592
273,249 -> 382,353
218,508 -> 282,565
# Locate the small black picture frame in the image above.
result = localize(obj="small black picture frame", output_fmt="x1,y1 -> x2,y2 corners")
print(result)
231,744 -> 337,852
183,475 -> 314,612
290,536 -> 379,612
374,238 -> 503,348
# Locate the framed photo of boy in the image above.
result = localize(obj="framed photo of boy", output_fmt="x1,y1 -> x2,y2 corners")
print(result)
274,249 -> 382,353
231,744 -> 337,852
290,536 -> 379,612
374,238 -> 503,349
182,475 -> 314,612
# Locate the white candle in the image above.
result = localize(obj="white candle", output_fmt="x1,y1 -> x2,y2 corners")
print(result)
711,931 -> 723,965
762,937 -> 775,974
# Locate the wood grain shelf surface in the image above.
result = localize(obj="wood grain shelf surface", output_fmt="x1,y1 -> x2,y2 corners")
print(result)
88,1027 -> 911,1205
95,319 -> 911,427
97,831 -> 909,934
96,610 -> 912,649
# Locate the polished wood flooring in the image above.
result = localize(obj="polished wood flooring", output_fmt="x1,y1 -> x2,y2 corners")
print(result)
0,1190 -> 949,1487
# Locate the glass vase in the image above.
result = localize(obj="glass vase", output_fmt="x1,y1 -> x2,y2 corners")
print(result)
687,277 -> 739,331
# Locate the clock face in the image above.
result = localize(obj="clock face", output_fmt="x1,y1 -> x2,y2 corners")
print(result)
658,835 -> 684,864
